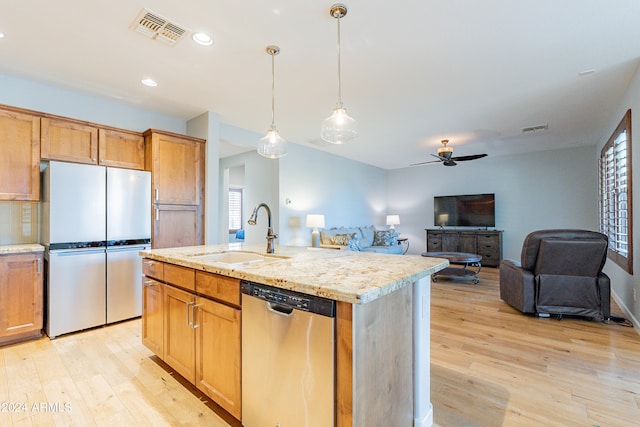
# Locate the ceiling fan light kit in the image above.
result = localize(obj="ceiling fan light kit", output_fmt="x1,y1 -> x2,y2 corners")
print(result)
321,3 -> 358,144
410,139 -> 488,167
258,45 -> 288,159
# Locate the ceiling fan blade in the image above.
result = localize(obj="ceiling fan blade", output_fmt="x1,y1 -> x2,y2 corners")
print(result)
451,154 -> 488,162
430,153 -> 446,160
409,159 -> 442,166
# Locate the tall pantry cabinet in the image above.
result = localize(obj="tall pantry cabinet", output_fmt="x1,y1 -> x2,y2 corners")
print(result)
144,129 -> 206,249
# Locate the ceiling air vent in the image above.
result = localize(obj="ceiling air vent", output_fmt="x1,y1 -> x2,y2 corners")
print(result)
131,9 -> 188,46
521,124 -> 549,134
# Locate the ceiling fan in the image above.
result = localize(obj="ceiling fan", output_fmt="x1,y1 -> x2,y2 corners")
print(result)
410,139 -> 488,167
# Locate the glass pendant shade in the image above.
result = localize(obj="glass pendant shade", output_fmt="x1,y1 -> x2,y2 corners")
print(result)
258,45 -> 287,159
321,107 -> 357,144
258,128 -> 287,158
322,3 -> 357,144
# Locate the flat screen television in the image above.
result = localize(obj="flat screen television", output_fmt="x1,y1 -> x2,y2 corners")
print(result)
434,193 -> 495,227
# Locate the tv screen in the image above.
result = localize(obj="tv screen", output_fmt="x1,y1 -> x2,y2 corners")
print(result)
434,193 -> 495,227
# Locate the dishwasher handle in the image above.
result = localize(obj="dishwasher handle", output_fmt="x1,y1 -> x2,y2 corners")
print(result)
267,302 -> 294,317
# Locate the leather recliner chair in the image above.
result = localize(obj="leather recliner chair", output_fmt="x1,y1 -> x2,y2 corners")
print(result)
499,229 -> 610,321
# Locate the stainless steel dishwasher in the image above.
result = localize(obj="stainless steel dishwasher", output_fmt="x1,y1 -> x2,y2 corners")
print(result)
241,280 -> 335,427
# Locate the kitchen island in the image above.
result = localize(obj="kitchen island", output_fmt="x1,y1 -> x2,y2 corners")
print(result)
140,243 -> 448,427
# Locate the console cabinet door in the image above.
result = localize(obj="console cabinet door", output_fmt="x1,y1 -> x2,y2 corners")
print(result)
164,285 -> 196,383
0,253 -> 43,343
195,297 -> 242,419
41,117 -> 99,164
442,232 -> 459,252
458,233 -> 477,253
142,278 -> 164,357
0,108 -> 40,201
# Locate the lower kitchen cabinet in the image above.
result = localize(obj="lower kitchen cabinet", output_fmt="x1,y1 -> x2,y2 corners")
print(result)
0,252 -> 43,345
195,297 -> 241,419
141,278 -> 164,356
141,259 -> 241,420
163,284 -> 196,382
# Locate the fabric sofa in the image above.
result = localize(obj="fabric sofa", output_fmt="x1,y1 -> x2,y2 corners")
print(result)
319,225 -> 403,254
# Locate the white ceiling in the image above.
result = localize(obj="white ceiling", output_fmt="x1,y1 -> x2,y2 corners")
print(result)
1,0 -> 639,169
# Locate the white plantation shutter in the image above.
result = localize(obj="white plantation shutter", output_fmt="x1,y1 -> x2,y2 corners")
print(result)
229,188 -> 243,232
599,110 -> 633,273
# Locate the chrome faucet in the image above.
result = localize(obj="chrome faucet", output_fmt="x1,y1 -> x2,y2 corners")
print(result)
247,203 -> 278,253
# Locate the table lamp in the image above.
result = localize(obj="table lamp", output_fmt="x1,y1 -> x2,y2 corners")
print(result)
386,215 -> 400,230
306,214 -> 325,247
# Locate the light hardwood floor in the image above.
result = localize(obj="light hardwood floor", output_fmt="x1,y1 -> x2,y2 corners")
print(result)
1,268 -> 638,426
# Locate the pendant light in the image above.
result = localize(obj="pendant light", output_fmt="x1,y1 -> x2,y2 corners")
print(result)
258,45 -> 287,158
321,3 -> 357,144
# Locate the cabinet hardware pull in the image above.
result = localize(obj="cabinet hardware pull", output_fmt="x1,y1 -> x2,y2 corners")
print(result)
143,261 -> 153,266
186,301 -> 195,326
143,280 -> 154,287
37,258 -> 41,274
155,188 -> 159,201
192,304 -> 202,329
155,207 -> 159,221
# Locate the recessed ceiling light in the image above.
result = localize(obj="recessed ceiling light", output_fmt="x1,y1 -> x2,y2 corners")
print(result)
141,78 -> 158,87
192,32 -> 213,46
0,32 -> 6,39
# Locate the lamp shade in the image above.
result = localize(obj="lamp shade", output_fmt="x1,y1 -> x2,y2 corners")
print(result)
386,215 -> 400,226
306,214 -> 325,229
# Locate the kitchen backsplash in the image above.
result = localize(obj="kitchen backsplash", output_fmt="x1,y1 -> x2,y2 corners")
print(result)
0,201 -> 39,245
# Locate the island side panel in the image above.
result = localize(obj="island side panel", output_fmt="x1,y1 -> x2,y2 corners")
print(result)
336,301 -> 353,427
414,276 -> 433,426
352,284 -> 414,426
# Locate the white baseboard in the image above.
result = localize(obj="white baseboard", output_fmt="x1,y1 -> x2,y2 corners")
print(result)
611,290 -> 640,335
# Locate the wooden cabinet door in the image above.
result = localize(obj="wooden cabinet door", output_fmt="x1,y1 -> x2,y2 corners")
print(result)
142,278 -> 164,357
195,297 -> 241,419
442,232 -> 459,251
98,128 -> 145,170
0,253 -> 43,343
146,131 -> 204,206
41,117 -> 99,164
0,108 -> 40,201
164,285 -> 196,383
458,233 -> 477,253
153,204 -> 202,249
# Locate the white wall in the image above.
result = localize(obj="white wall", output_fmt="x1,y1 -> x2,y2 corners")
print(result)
600,62 -> 640,327
0,72 -> 185,133
219,124 -> 279,246
387,145 -> 599,258
278,143 -> 389,246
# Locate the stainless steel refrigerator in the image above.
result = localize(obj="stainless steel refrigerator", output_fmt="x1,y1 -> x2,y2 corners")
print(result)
41,161 -> 151,338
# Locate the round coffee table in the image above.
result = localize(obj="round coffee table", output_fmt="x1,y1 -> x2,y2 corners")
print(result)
421,251 -> 482,284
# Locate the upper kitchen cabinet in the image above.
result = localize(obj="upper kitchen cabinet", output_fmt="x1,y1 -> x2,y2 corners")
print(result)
42,118 -> 146,169
144,129 -> 206,206
0,107 -> 40,201
98,128 -> 145,170
41,117 -> 99,164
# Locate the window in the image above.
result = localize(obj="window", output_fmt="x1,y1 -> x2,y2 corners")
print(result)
599,109 -> 633,274
228,187 -> 244,234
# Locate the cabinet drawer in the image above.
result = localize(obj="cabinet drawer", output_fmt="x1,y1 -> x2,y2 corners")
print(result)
196,271 -> 240,307
478,234 -> 500,245
164,264 -> 195,291
142,259 -> 164,281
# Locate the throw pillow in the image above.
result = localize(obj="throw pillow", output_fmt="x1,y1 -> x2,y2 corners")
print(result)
330,233 -> 357,246
373,230 -> 399,246
346,234 -> 363,251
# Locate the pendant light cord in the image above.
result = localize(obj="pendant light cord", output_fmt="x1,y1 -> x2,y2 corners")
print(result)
270,51 -> 277,130
336,15 -> 343,109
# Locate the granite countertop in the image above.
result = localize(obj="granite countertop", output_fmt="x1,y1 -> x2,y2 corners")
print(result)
139,243 -> 448,304
0,243 -> 45,255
